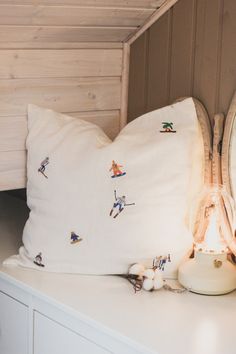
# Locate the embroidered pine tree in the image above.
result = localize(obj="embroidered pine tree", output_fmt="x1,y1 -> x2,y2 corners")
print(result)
160,122 -> 176,133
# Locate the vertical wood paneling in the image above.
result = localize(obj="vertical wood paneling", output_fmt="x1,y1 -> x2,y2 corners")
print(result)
147,11 -> 171,111
193,0 -> 223,119
128,0 -> 236,123
219,0 -> 236,113
169,0 -> 196,102
128,32 -> 148,121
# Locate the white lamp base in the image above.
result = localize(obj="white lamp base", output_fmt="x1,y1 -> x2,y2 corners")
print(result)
178,250 -> 236,295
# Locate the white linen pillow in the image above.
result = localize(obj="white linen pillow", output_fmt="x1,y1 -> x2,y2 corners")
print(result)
4,98 -> 205,278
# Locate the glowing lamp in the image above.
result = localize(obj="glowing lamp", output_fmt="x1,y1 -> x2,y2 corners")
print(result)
178,185 -> 236,295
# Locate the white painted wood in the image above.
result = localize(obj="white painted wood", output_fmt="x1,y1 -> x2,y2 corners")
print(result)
126,0 -> 179,44
120,43 -> 130,129
0,5 -> 154,27
34,312 -> 110,354
0,291 -> 28,354
0,49 -> 122,79
0,77 -> 121,117
0,1 -> 161,8
1,194 -> 236,354
0,25 -> 136,43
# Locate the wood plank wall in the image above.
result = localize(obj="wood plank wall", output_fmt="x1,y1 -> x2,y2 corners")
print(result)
0,0 -> 163,191
0,46 -> 123,191
128,0 -> 236,123
0,47 -> 123,191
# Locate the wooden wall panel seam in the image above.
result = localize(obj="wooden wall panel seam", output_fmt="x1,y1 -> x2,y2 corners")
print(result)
0,5 -> 155,27
167,8 -> 173,103
190,0 -> 198,96
128,0 -> 236,123
0,1 -> 161,9
0,77 -> 122,117
120,43 -> 130,129
215,0 -> 225,114
0,43 -> 123,49
144,30 -> 150,113
0,49 -> 123,79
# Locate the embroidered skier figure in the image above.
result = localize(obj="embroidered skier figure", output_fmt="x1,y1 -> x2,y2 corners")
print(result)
70,232 -> 83,244
160,122 -> 176,133
110,190 -> 135,218
34,252 -> 45,267
38,157 -> 49,179
153,254 -> 171,271
109,160 -> 126,178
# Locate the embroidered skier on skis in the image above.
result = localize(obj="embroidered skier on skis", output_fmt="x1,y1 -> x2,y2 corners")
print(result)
38,157 -> 49,179
110,190 -> 135,218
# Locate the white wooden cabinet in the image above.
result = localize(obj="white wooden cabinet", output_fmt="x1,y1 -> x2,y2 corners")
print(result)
34,312 -> 109,354
0,292 -> 28,354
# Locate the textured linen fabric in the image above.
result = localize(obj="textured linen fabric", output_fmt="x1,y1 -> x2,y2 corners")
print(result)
4,98 -> 205,278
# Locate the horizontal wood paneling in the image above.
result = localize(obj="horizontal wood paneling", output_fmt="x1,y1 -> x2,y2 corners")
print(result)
128,0 -> 236,123
0,49 -> 122,79
0,77 -> 121,116
0,170 -> 26,191
0,5 -> 154,27
0,116 -> 28,151
0,1 -> 162,8
0,151 -> 26,190
0,110 -> 120,151
70,110 -> 120,139
0,151 -> 25,174
0,42 -> 123,49
0,26 -> 135,43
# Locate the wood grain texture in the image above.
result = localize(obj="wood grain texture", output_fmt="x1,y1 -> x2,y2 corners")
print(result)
128,0 -> 236,123
0,116 -> 27,151
218,0 -> 236,114
0,42 -> 123,49
0,49 -> 122,79
0,5 -> 154,27
0,77 -> 121,116
0,26 -> 136,43
0,1 -> 162,8
120,43 -> 130,129
0,110 -> 120,152
0,151 -> 26,191
126,0 -> 179,44
128,32 -> 148,121
193,0 -> 224,120
169,0 -> 196,102
147,11 -> 171,111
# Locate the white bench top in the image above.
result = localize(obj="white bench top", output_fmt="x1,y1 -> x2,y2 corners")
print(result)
1,193 -> 236,354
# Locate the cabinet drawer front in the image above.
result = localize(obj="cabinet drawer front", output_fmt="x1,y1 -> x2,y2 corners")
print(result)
34,311 -> 110,354
0,291 -> 28,354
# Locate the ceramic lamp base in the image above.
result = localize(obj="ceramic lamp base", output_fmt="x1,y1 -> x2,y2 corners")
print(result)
178,250 -> 236,295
